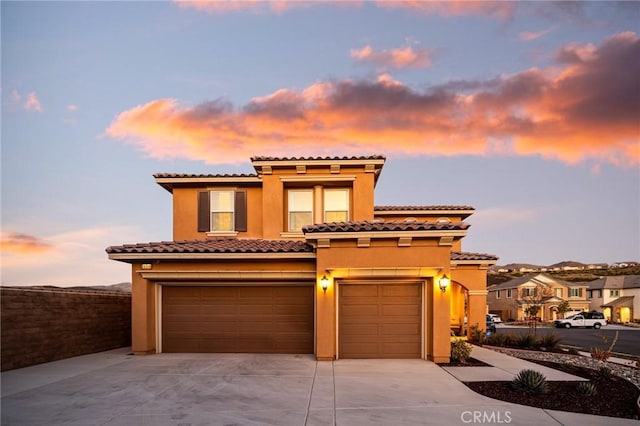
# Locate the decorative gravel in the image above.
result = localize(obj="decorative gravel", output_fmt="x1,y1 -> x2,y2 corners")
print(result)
488,346 -> 640,388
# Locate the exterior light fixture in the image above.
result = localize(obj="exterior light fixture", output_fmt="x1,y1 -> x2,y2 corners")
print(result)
141,263 -> 153,270
320,275 -> 329,293
439,274 -> 450,293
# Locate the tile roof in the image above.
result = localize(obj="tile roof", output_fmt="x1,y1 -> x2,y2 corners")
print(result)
302,220 -> 469,233
375,205 -> 475,211
154,173 -> 259,179
251,155 -> 386,162
450,251 -> 499,261
106,239 -> 314,254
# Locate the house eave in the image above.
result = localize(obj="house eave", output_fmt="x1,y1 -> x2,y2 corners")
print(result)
108,252 -> 317,262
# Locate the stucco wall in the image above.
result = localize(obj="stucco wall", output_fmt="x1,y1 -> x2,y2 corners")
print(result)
1,287 -> 131,371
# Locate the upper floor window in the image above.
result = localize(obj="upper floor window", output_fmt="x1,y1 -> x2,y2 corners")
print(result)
568,288 -> 582,297
506,289 -> 512,298
324,189 -> 349,222
555,288 -> 562,298
211,191 -> 235,232
198,190 -> 247,233
610,289 -> 620,298
495,290 -> 501,299
288,190 -> 313,232
521,287 -> 536,297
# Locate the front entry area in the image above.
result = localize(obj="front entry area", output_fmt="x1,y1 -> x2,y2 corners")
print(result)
338,282 -> 422,359
161,285 -> 314,353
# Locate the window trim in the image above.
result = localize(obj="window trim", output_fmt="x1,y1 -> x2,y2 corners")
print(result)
287,189 -> 314,232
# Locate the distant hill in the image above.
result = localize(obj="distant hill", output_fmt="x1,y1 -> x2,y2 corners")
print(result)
81,282 -> 131,293
548,260 -> 587,269
489,263 -> 543,272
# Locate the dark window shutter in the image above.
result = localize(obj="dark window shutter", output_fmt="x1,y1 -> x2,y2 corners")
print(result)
197,191 -> 210,232
234,191 -> 247,232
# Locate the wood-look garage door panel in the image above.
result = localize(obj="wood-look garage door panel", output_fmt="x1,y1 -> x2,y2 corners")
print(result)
339,283 -> 421,359
162,286 -> 313,353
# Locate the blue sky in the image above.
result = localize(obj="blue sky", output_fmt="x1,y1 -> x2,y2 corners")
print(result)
2,1 -> 639,286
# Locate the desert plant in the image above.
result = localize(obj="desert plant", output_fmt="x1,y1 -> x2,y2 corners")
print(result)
486,333 -> 508,347
537,333 -> 562,351
591,347 -> 611,361
576,382 -> 598,396
469,323 -> 485,344
598,365 -> 613,378
511,369 -> 549,394
515,333 -> 536,349
451,339 -> 473,363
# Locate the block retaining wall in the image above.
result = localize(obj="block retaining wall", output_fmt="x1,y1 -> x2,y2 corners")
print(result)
1,287 -> 131,371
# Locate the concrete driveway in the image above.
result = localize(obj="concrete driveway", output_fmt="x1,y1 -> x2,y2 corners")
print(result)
1,348 -> 636,425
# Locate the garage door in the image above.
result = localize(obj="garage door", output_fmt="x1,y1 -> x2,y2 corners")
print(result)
339,283 -> 421,358
162,285 -> 313,353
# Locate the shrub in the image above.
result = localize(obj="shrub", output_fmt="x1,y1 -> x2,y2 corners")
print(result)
515,333 -> 536,349
511,369 -> 549,394
598,365 -> 613,378
537,333 -> 562,351
486,333 -> 508,347
469,323 -> 485,344
576,382 -> 597,396
590,347 -> 611,361
567,348 -> 580,355
451,339 -> 473,364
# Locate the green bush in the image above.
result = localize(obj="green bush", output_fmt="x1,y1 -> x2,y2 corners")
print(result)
598,365 -> 613,378
469,323 -> 485,344
511,369 -> 549,394
537,333 -> 562,350
486,333 -> 508,347
576,382 -> 597,396
515,333 -> 536,349
451,339 -> 473,363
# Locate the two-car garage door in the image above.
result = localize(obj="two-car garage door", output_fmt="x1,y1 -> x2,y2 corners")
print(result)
162,285 -> 313,353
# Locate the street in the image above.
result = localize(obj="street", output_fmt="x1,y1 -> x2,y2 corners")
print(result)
495,324 -> 640,357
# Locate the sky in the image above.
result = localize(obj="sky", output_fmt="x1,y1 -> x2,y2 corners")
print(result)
1,1 -> 639,286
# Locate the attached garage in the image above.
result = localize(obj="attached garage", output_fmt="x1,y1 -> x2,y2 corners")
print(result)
339,282 -> 422,359
161,285 -> 314,353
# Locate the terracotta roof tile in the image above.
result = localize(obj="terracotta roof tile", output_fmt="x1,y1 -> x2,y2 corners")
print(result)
450,251 -> 499,261
375,205 -> 475,211
106,239 -> 314,254
251,155 -> 386,161
302,220 -> 469,233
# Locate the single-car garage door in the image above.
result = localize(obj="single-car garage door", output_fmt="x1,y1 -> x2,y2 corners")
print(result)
339,283 -> 421,358
162,285 -> 313,353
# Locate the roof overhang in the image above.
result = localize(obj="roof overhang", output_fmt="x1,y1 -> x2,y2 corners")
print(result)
154,175 -> 262,193
108,252 -> 316,262
304,229 -> 467,248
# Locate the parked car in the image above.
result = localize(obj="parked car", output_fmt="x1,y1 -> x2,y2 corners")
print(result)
488,314 -> 502,323
554,312 -> 606,329
486,315 -> 496,333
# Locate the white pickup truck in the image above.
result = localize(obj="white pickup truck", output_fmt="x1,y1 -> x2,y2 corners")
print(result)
554,312 -> 607,329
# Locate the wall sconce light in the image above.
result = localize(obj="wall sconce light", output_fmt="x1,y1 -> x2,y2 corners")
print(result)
141,263 -> 153,270
320,275 -> 329,293
439,274 -> 450,293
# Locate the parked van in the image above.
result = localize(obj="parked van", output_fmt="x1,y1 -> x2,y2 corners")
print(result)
554,312 -> 606,329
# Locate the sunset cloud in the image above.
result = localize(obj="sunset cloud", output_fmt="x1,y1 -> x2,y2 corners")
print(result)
9,90 -> 43,112
518,29 -> 552,42
173,0 -> 344,14
350,45 -> 432,69
1,233 -> 54,255
106,32 -> 640,168
375,1 -> 516,20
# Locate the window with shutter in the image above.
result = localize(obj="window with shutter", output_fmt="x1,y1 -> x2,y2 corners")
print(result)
198,190 -> 247,233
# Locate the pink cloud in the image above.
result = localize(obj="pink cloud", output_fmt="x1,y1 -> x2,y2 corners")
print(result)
350,45 -> 432,69
106,32 -> 640,169
1,233 -> 54,255
67,104 -> 79,111
173,0 -> 350,14
376,1 -> 516,20
23,92 -> 43,112
518,29 -> 552,42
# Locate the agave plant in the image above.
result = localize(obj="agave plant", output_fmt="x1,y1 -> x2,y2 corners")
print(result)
576,381 -> 597,396
511,369 -> 549,394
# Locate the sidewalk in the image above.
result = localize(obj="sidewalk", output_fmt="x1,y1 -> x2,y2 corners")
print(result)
442,345 -> 589,382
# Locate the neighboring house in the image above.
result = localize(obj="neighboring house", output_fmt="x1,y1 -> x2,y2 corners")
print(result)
107,155 -> 497,362
487,273 -> 589,321
588,275 -> 640,323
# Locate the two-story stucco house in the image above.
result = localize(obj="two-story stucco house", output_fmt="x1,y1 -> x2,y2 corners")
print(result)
487,273 -> 590,321
107,155 -> 497,362
588,275 -> 640,323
